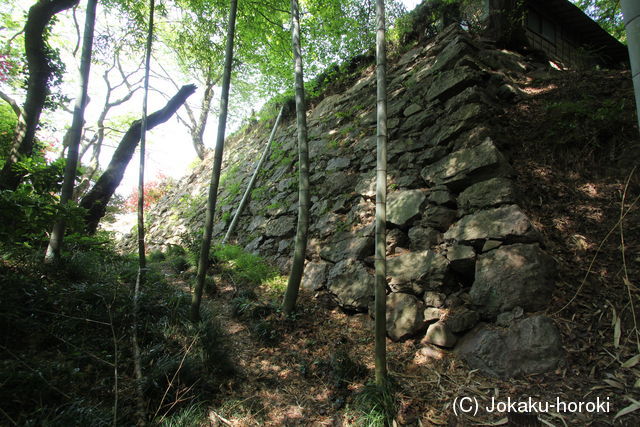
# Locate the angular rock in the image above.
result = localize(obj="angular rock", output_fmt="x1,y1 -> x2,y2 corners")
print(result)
326,157 -> 351,171
470,244 -> 556,318
424,307 -> 443,322
422,321 -> 457,348
403,103 -> 422,117
428,186 -> 456,207
444,307 -> 480,333
301,261 -> 330,291
424,291 -> 446,308
481,240 -> 502,252
265,216 -> 295,237
327,259 -> 374,311
430,37 -> 475,73
386,293 -> 426,341
444,205 -> 540,244
408,226 -> 442,250
458,177 -> 517,213
420,104 -> 484,147
456,316 -> 563,378
421,205 -> 457,231
387,250 -> 450,292
420,139 -> 513,191
446,245 -> 476,278
426,67 -> 480,102
387,190 -> 426,226
320,232 -> 374,263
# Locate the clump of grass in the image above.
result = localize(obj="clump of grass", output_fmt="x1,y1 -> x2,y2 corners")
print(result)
159,403 -> 208,426
210,244 -> 277,286
351,380 -> 397,426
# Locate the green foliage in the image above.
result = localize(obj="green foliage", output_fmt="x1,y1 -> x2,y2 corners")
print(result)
570,0 -> 625,42
210,244 -> 277,286
159,403 -> 208,426
0,238 -> 236,425
350,381 -> 398,426
0,102 -> 16,160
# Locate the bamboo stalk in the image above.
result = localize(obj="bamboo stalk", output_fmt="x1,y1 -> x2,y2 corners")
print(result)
222,105 -> 284,244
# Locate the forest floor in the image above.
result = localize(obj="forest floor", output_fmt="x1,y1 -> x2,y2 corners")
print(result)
174,67 -> 640,426
2,67 -> 639,426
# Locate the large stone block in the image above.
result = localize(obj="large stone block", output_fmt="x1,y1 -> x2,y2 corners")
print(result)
456,316 -> 563,378
327,259 -> 374,311
420,139 -> 513,191
444,205 -> 540,244
319,232 -> 374,263
458,177 -> 517,213
386,293 -> 427,341
426,67 -> 480,102
387,190 -> 427,226
387,250 -> 450,293
469,244 -> 556,318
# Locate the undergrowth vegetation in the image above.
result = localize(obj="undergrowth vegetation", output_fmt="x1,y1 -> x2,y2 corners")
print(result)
0,238 -> 235,425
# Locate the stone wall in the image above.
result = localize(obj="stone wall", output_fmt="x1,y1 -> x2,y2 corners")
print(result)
141,24 -> 564,379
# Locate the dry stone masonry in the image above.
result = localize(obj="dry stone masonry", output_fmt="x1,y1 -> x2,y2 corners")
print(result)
142,24 -> 564,379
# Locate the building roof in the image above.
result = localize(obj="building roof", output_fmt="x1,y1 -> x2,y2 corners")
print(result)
529,0 -> 628,65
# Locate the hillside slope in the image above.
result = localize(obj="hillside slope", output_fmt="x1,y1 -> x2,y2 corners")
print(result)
131,23 -> 640,424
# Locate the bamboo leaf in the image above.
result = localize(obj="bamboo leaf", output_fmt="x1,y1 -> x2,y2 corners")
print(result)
614,317 -> 622,348
614,402 -> 640,420
622,354 -> 640,368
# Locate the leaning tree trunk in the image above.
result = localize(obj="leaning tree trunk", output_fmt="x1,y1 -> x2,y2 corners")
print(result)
0,0 -> 80,191
45,0 -> 98,264
282,0 -> 311,316
222,105 -> 284,244
622,0 -> 640,131
190,0 -> 238,323
374,0 -> 388,387
79,84 -> 196,233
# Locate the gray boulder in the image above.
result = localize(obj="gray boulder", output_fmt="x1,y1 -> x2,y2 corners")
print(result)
425,66 -> 480,102
444,307 -> 480,333
456,316 -> 564,378
265,216 -> 295,237
421,205 -> 457,231
320,232 -> 374,263
458,177 -> 517,213
408,226 -> 442,250
469,244 -> 556,318
444,205 -> 540,244
420,138 -> 513,191
422,321 -> 457,348
386,293 -> 427,341
301,261 -> 330,291
327,259 -> 374,311
387,190 -> 427,226
387,250 -> 450,293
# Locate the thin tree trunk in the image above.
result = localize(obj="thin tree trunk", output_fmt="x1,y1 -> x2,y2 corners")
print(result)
223,105 -> 284,245
190,0 -> 238,323
374,0 -> 388,387
282,0 -> 310,316
0,0 -> 80,191
622,0 -> 640,131
45,0 -> 98,264
79,84 -> 196,233
132,0 -> 155,424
